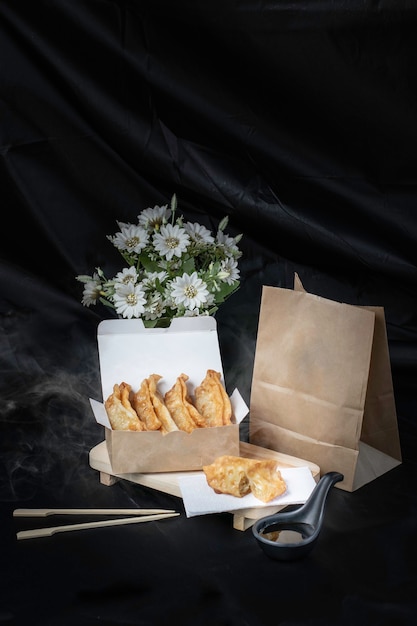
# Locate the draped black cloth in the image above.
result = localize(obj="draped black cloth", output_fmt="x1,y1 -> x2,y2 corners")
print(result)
1,2 -> 417,625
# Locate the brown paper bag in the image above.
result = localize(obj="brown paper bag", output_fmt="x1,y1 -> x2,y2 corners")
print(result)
249,276 -> 402,491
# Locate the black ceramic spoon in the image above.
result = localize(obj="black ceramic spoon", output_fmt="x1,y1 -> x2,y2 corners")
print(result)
252,471 -> 344,560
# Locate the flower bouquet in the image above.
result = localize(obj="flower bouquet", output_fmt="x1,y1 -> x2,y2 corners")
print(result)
76,194 -> 242,327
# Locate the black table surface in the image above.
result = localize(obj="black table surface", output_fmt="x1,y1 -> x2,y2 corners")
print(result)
2,450 -> 417,626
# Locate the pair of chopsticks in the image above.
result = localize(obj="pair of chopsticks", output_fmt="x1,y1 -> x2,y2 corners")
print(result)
14,508 -> 180,540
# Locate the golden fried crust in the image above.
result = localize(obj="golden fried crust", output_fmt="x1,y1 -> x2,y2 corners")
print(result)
217,374 -> 232,425
246,460 -> 287,502
147,374 -> 179,434
203,455 -> 287,502
132,378 -> 162,431
119,382 -> 143,420
194,369 -> 231,427
203,455 -> 253,498
180,378 -> 207,428
164,374 -> 199,433
104,383 -> 145,431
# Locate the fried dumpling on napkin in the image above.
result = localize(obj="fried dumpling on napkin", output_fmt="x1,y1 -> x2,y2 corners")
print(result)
203,455 -> 287,502
132,377 -> 162,431
147,374 -> 179,434
203,455 -> 252,498
194,369 -> 232,427
164,374 -> 201,433
104,382 -> 145,431
245,459 -> 287,503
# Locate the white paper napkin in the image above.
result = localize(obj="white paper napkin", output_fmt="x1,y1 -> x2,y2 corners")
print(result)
179,466 -> 316,518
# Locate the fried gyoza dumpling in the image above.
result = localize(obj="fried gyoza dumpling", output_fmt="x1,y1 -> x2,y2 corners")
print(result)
203,455 -> 287,502
147,374 -> 179,434
177,376 -> 207,429
131,377 -> 162,431
194,369 -> 232,427
104,382 -> 145,431
164,374 -> 200,433
203,455 -> 252,498
245,460 -> 287,503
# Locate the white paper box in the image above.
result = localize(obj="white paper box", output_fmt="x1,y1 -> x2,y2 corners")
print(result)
90,316 -> 249,473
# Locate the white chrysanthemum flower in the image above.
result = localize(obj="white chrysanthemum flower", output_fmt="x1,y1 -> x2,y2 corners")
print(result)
184,222 -> 215,244
143,292 -> 167,320
218,258 -> 240,285
163,291 -> 176,310
115,220 -> 130,230
110,224 -> 149,254
183,308 -> 201,317
205,291 -> 216,307
113,266 -> 138,287
153,223 -> 190,261
170,272 -> 209,310
184,308 -> 211,318
216,230 -> 240,256
81,273 -> 102,307
113,283 -> 146,319
142,270 -> 168,289
138,204 -> 171,230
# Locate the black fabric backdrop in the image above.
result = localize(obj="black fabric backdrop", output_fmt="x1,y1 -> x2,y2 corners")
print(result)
1,2 -> 417,625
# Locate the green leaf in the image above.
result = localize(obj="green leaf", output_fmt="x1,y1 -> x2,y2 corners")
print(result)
181,257 -> 196,274
143,317 -> 172,328
99,297 -> 116,310
139,253 -> 160,273
214,281 -> 240,303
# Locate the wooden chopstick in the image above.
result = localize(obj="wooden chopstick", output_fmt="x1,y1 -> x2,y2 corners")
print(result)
16,512 -> 180,540
13,508 -> 176,517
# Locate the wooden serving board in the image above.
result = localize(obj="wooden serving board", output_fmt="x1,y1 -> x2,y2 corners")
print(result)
89,441 -> 320,531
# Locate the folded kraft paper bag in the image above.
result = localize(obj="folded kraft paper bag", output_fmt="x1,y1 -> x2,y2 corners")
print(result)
249,275 -> 402,492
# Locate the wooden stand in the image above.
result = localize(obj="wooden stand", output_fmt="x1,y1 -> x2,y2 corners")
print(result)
89,441 -> 320,531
